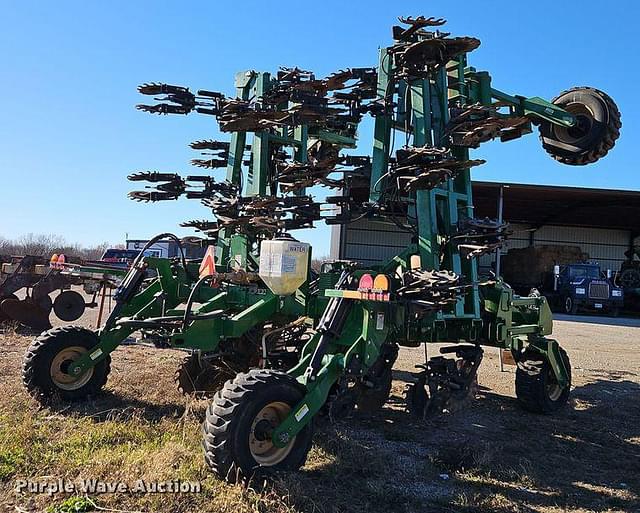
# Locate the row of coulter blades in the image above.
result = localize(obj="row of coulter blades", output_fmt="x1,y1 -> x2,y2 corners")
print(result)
129,138 -> 370,197
135,17 -> 525,149
128,177 -> 508,261
129,16 -> 510,254
127,142 -> 487,204
127,145 -> 508,255
136,66 -> 380,134
397,269 -> 462,312
127,143 -> 488,203
128,171 -> 323,235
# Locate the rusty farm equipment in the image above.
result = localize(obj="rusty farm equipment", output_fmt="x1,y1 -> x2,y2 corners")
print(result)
1,255 -> 124,330
22,15 -> 620,481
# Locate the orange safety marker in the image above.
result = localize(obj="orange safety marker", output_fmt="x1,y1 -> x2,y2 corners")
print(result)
199,246 -> 216,278
373,274 -> 390,291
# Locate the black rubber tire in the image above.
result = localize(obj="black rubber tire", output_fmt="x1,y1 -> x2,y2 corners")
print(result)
405,374 -> 428,418
564,296 -> 578,315
22,326 -> 111,402
175,353 -> 233,397
53,290 -> 86,322
202,369 -> 314,483
539,87 -> 621,166
515,347 -> 571,414
355,344 -> 398,414
620,268 -> 640,289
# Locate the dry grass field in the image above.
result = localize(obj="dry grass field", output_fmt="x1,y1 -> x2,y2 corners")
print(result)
0,312 -> 638,513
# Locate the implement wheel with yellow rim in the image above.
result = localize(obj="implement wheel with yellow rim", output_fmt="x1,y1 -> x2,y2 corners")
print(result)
22,326 -> 111,402
202,369 -> 314,482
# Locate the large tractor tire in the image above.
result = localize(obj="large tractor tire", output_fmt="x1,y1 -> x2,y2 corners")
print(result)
202,369 -> 313,482
22,326 -> 110,402
515,347 -> 571,414
539,87 -> 621,165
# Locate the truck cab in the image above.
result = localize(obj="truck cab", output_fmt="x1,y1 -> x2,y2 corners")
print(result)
551,263 -> 624,315
98,249 -> 141,268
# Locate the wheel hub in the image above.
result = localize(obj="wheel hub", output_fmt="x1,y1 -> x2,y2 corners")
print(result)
567,113 -> 592,139
554,103 -> 595,144
253,419 -> 273,441
546,381 -> 563,402
546,365 -> 564,402
565,297 -> 573,313
620,269 -> 640,288
50,346 -> 94,391
248,401 -> 295,466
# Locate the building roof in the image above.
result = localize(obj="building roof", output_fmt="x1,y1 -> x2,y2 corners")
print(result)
473,181 -> 640,234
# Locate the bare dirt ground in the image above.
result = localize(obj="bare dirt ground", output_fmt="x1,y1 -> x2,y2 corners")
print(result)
0,300 -> 638,513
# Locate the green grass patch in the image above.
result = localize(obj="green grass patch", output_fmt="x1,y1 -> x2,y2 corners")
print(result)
46,496 -> 95,513
0,448 -> 26,480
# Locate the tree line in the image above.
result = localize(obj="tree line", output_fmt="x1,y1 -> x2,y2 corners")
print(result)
0,234 -> 121,261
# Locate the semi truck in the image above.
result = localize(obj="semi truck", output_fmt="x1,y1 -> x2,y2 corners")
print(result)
544,263 -> 624,315
502,247 -> 624,316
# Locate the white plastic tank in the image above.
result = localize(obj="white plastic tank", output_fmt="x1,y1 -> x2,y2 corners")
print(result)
259,238 -> 310,296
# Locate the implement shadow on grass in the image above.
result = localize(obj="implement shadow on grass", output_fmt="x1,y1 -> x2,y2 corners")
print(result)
271,377 -> 640,513
45,390 -> 192,423
447,378 -> 640,512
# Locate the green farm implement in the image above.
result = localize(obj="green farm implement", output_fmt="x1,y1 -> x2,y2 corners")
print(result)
22,16 -> 621,482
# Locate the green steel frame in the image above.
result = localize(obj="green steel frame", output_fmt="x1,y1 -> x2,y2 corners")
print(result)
269,44 -> 574,447
64,72 -> 344,378
65,35 -> 573,431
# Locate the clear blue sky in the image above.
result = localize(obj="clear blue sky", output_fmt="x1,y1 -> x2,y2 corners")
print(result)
1,1 -> 638,256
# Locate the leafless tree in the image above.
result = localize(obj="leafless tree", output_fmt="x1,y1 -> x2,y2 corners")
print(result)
0,233 -> 113,261
311,256 -> 329,273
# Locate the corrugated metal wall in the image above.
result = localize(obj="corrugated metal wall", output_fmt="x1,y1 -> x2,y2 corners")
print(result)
479,224 -> 631,275
335,221 -> 634,271
334,218 -> 413,264
530,225 -> 630,270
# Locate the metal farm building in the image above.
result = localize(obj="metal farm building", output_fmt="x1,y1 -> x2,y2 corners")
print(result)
331,182 -> 640,276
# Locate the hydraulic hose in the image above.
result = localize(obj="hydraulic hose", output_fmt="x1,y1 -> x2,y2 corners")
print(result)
305,271 -> 353,380
182,274 -> 214,331
105,233 -> 191,330
132,232 -> 189,273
